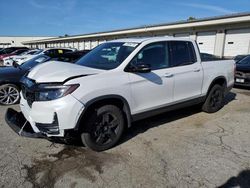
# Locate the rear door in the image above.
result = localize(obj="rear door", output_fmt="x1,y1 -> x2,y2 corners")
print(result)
169,41 -> 203,102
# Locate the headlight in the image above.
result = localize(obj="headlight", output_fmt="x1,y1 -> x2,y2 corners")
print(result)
35,84 -> 79,101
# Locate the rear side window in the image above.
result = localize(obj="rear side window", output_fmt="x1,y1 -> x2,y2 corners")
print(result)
169,41 -> 197,67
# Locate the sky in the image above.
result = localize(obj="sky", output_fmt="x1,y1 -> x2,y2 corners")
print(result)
0,0 -> 250,37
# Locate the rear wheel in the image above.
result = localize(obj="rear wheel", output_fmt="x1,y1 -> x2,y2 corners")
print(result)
0,84 -> 20,105
202,84 -> 224,113
81,105 -> 125,151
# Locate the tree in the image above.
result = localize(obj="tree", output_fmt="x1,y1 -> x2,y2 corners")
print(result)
187,17 -> 196,21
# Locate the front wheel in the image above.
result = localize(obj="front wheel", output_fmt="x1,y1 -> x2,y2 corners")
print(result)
81,105 -> 125,151
202,84 -> 224,113
0,84 -> 20,105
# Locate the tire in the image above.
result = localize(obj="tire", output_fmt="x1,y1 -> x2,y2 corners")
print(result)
0,84 -> 20,105
202,84 -> 225,113
81,105 -> 125,151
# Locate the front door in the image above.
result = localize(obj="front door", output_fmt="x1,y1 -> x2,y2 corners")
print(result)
127,42 -> 174,115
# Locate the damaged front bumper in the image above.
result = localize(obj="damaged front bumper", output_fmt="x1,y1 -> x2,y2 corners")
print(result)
5,108 -> 46,138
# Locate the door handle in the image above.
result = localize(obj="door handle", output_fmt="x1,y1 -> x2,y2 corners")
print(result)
164,73 -> 174,78
193,68 -> 201,72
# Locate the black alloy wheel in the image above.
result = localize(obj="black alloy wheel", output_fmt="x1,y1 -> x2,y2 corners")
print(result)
81,105 -> 125,151
202,84 -> 224,113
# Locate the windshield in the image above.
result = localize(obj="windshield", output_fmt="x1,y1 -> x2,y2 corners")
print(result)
237,56 -> 250,65
33,49 -> 43,55
76,42 -> 139,70
0,48 -> 14,55
20,54 -> 50,69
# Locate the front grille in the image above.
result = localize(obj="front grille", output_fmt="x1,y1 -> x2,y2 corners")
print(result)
235,71 -> 250,78
21,85 -> 36,107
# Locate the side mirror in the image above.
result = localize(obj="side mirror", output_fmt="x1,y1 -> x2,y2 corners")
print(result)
126,62 -> 151,73
13,60 -> 20,68
136,63 -> 151,73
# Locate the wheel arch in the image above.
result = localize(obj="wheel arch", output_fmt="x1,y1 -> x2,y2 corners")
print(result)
75,95 -> 132,132
206,76 -> 227,96
0,81 -> 21,89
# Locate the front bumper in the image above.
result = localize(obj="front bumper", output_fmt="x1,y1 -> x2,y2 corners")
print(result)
5,108 -> 46,138
7,93 -> 85,138
234,77 -> 250,87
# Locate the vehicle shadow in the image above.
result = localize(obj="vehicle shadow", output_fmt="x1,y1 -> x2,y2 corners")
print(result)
224,92 -> 237,105
217,170 -> 250,188
234,85 -> 250,90
119,91 -> 236,146
50,92 -> 236,148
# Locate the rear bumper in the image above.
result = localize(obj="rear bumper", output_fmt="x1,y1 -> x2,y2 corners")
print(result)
5,108 -> 46,138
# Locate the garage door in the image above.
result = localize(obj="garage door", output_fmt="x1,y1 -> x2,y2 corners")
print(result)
91,41 -> 98,49
68,42 -> 73,48
174,33 -> 190,38
84,41 -> 91,50
73,42 -> 78,49
196,31 -> 216,54
224,29 -> 250,57
79,41 -> 84,50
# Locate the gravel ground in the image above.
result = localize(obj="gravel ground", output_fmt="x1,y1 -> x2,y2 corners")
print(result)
0,88 -> 250,188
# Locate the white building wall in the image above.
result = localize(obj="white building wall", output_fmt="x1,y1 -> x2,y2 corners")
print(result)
20,14 -> 250,57
174,33 -> 190,38
79,41 -> 85,50
91,41 -> 98,49
0,36 -> 53,48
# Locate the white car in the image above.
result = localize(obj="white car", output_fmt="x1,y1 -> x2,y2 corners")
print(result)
6,37 -> 235,151
3,48 -> 76,66
3,49 -> 42,66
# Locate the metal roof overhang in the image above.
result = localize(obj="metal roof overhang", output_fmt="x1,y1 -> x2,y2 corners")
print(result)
22,12 -> 250,44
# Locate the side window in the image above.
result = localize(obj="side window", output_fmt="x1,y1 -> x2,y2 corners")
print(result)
132,42 -> 169,70
63,49 -> 72,53
45,49 -> 55,55
169,41 -> 197,67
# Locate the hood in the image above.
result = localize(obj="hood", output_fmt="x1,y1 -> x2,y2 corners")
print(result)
28,61 -> 104,83
14,55 -> 33,60
0,54 -> 10,60
236,64 -> 250,73
3,55 -> 14,60
0,66 -> 23,80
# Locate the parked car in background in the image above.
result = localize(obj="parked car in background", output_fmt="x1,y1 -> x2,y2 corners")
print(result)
0,49 -> 29,60
3,49 -> 42,66
0,52 -> 80,105
5,37 -> 235,151
0,47 -> 29,65
234,54 -> 249,63
0,47 -> 28,56
235,55 -> 250,87
57,50 -> 91,63
13,48 -> 76,65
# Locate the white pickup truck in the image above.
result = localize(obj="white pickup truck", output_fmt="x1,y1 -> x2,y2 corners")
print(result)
6,37 -> 235,151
